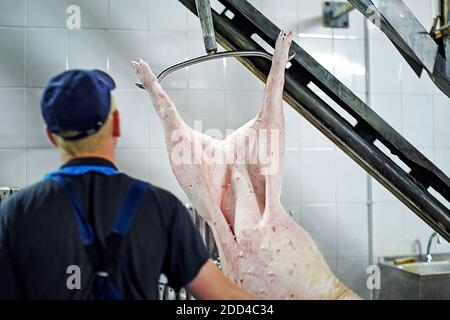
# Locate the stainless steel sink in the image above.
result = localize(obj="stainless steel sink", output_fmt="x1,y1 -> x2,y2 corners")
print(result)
378,254 -> 450,300
397,261 -> 450,276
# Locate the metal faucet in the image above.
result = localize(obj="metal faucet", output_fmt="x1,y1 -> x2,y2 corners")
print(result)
425,232 -> 442,262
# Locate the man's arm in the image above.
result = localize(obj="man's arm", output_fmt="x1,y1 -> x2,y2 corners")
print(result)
187,260 -> 255,300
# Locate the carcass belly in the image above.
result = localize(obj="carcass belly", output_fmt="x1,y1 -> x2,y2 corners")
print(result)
234,221 -> 355,299
216,176 -> 354,299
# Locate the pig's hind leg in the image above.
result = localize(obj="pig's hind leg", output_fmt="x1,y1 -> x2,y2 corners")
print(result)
255,31 -> 293,215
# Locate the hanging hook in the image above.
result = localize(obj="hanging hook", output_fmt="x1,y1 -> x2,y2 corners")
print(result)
135,50 -> 295,89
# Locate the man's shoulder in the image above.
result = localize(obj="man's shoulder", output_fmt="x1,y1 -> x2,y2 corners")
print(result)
1,180 -> 54,209
0,180 -> 55,233
125,176 -> 186,212
131,177 -> 181,205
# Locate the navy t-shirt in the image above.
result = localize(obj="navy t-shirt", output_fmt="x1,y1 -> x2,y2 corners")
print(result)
0,157 -> 209,299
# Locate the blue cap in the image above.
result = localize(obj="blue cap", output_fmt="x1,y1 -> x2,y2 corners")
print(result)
41,69 -> 116,140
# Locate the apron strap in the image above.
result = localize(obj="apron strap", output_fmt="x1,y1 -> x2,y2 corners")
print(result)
47,168 -> 149,274
50,175 -> 95,245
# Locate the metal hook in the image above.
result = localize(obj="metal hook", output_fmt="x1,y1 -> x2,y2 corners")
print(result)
135,50 -> 296,89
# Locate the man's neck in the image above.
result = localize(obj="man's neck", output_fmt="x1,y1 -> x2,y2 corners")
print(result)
61,151 -> 116,166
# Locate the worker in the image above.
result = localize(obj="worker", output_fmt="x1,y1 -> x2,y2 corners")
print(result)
0,69 -> 253,300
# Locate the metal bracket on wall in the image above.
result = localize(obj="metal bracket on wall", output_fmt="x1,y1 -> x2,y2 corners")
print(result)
178,0 -> 450,242
322,1 -> 353,28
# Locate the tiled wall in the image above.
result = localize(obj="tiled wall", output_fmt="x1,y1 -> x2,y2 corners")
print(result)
0,0 -> 449,299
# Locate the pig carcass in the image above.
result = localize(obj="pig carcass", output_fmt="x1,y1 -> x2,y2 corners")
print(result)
132,31 -> 360,300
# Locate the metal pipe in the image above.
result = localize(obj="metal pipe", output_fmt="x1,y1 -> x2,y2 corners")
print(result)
195,0 -> 217,54
135,50 -> 294,87
363,16 -> 374,301
441,0 -> 449,25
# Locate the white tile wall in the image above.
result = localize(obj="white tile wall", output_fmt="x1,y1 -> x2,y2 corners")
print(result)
370,94 -> 402,133
149,0 -> 188,32
148,31 -> 188,89
434,94 -> 450,148
27,88 -> 52,148
400,62 -> 434,95
402,94 -> 434,149
301,149 -> 336,204
226,90 -> 261,130
0,0 -> 26,26
114,89 -> 150,148
336,149 -> 367,203
373,202 -> 405,257
0,28 -> 26,86
0,150 -> 27,187
149,147 -> 188,203
302,204 -> 337,259
300,115 -> 334,148
116,148 -> 149,180
284,103 -> 302,149
109,0 -> 148,30
337,203 -> 368,259
110,30 -> 148,89
297,0 -> 331,37
1,0 -> 448,300
188,90 -> 226,134
27,28 -> 67,87
369,39 -> 402,94
403,207 -> 435,256
69,29 -> 108,71
0,89 -> 26,149
26,149 -> 60,185
281,149 -> 300,205
332,39 -> 366,94
27,0 -> 68,27
188,32 -> 225,90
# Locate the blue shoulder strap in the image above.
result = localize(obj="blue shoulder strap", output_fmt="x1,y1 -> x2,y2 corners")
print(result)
46,166 -> 150,300
51,175 -> 95,245
112,180 -> 149,236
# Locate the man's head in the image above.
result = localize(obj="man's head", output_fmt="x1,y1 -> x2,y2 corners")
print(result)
41,70 -> 120,161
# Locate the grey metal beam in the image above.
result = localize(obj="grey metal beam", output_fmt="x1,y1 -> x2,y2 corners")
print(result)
178,0 -> 450,242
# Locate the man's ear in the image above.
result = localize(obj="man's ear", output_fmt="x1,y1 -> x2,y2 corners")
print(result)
46,128 -> 58,147
112,110 -> 121,138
